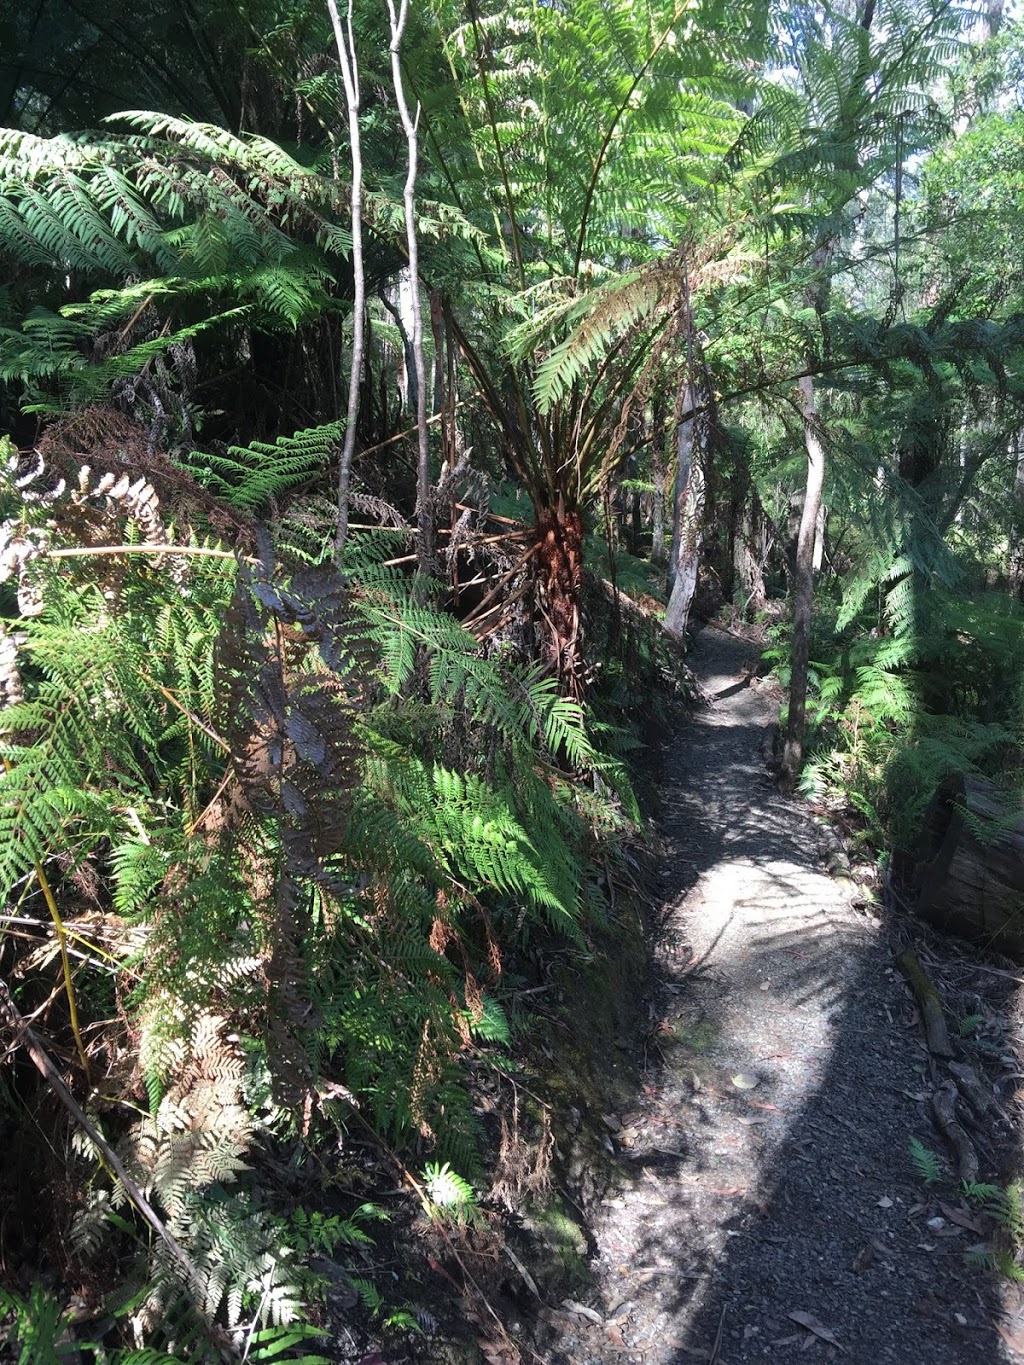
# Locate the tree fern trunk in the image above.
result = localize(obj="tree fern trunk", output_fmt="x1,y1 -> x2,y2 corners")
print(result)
534,503 -> 584,694
781,374 -> 826,788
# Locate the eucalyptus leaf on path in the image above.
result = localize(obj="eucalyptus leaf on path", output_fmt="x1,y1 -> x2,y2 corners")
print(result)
788,1310 -> 843,1349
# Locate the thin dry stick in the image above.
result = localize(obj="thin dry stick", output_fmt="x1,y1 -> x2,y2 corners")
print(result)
186,765 -> 237,837
327,0 -> 365,563
0,976 -> 202,1291
1,756 -> 90,1083
45,544 -> 248,563
138,670 -> 230,753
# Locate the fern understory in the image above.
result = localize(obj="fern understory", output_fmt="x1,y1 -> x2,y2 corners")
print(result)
0,421 -> 646,1362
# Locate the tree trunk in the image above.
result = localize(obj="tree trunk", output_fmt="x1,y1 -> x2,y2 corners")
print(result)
914,773 -> 1024,960
664,397 -> 703,640
386,0 -> 433,575
327,0 -> 365,564
534,503 -> 585,694
733,491 -> 768,619
1009,429 -> 1024,596
650,397 -> 668,570
781,374 -> 826,788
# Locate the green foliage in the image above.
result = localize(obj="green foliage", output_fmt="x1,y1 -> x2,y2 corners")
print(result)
909,1137 -> 943,1187
422,1161 -> 480,1224
774,570 -> 1024,851
182,420 -> 346,514
0,422 -> 635,1352
0,120 -> 351,411
964,1181 -> 1024,1284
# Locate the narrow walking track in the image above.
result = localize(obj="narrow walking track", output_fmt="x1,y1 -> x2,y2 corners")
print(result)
544,625 -> 1017,1364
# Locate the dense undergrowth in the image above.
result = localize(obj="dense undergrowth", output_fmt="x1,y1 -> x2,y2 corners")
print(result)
768,577 -> 1024,864
0,420 -> 669,1362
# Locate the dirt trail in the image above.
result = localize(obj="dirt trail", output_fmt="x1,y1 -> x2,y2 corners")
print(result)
543,624 -> 1018,1364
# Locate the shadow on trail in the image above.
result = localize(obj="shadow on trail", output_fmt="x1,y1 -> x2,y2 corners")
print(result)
608,627 -> 1012,1365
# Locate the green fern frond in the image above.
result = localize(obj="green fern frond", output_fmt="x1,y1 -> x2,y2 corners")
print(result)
908,1137 -> 943,1187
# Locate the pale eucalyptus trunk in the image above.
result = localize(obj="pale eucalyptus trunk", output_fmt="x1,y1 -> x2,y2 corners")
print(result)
664,392 -> 703,640
327,0 -> 365,563
386,0 -> 433,574
781,374 -> 826,788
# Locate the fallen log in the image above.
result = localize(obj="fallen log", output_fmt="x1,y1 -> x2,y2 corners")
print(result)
932,1080 -> 979,1185
913,775 -> 1024,961
947,1061 -> 992,1120
898,949 -> 954,1058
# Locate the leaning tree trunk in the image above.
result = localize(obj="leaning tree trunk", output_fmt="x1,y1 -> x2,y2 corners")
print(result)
780,374 -> 826,788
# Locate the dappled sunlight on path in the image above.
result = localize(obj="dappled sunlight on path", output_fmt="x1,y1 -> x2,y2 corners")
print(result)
565,624 -> 1010,1365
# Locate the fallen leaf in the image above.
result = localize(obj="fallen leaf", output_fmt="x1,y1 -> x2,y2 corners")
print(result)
851,1243 -> 874,1273
788,1310 -> 843,1349
939,1202 -> 987,1235
731,1072 -> 759,1090
561,1298 -> 604,1326
877,1196 -> 894,1209
602,1113 -> 622,1132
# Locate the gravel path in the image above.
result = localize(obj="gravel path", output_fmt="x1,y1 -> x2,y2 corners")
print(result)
551,624 -> 1016,1364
